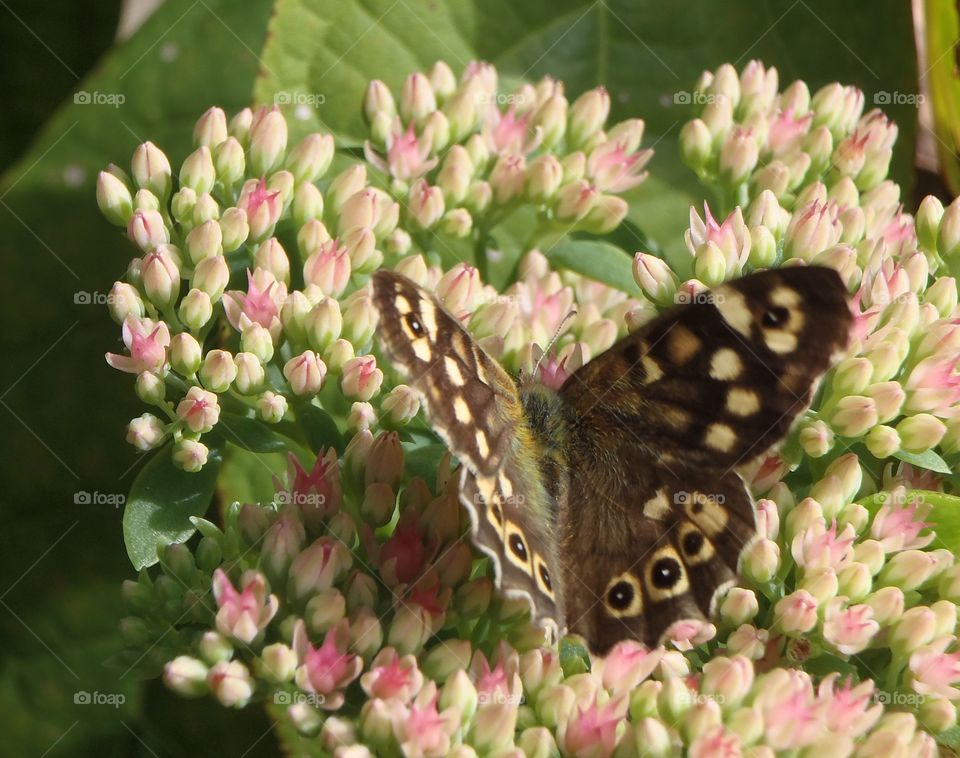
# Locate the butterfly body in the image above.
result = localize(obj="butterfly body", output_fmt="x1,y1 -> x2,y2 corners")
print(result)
372,265 -> 851,653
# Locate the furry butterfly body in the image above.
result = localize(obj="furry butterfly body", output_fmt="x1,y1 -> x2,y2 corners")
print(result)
372,266 -> 851,653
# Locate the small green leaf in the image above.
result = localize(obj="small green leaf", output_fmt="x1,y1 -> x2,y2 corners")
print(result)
298,404 -> 345,454
216,412 -> 289,453
893,448 -> 952,474
122,443 -> 223,570
544,239 -> 641,296
559,637 -> 591,677
404,442 -> 449,484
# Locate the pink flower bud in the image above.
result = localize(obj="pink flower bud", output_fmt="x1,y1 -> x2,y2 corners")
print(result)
191,106 -> 227,147
878,549 -> 942,591
177,386 -> 221,433
127,209 -> 169,251
212,569 -> 278,644
237,178 -> 282,242
718,127 -> 759,186
172,438 -> 209,472
107,281 -> 144,324
126,413 -> 166,450
284,351 -> 326,396
774,590 -> 818,635
341,356 -> 384,402
436,263 -> 481,319
131,141 -> 172,199
197,349 -> 236,393
347,401 -> 376,432
408,179 -> 445,230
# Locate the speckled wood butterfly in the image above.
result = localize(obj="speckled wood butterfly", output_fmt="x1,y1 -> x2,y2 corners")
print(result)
372,266 -> 851,653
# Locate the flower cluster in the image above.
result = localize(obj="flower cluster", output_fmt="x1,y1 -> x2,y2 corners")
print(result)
104,59 -> 960,755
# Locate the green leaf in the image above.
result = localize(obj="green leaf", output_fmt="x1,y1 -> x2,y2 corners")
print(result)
297,403 -> 345,454
123,443 -> 223,570
544,239 -> 640,295
216,412 -> 289,453
404,442 -> 449,484
893,448 -> 952,475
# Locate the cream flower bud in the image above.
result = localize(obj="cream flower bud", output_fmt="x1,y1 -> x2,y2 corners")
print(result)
440,208 -> 472,238
256,390 -> 287,424
189,257 -> 227,305
164,655 -> 209,697
142,247 -> 180,308
218,207 -> 248,253
348,401 -> 376,432
774,590 -> 818,635
799,419 -> 834,457
896,413 -> 947,453
179,288 -> 213,331
534,94 -> 568,148
240,323 -> 274,364
127,209 -> 169,252
581,194 -> 628,234
890,606 -> 937,656
254,238 -> 290,286
172,438 -> 210,472
525,154 -> 564,202
131,141 -> 172,199
679,118 -> 713,171
915,194 -> 944,254
107,281 -> 144,324
284,351 -> 326,396
180,146 -> 216,195
633,253 -> 679,305
838,561 -> 873,601
719,587 -> 759,626
400,71 -> 437,123
286,132 -> 334,184
363,79 -> 396,123
199,350 -> 237,393
185,219 -> 222,265
719,127 -> 759,186
741,538 -> 780,583
568,86 -> 610,147
126,413 -> 166,451
97,170 -> 133,226
342,227 -> 381,273
249,107 -> 288,175
233,352 -> 265,394
341,291 -> 378,347
830,395 -> 878,438
382,384 -> 420,425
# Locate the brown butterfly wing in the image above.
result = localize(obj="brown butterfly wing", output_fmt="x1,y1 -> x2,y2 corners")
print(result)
371,270 -> 562,632
556,266 -> 851,651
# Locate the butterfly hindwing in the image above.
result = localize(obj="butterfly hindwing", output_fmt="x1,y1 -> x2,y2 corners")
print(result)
371,270 -> 561,631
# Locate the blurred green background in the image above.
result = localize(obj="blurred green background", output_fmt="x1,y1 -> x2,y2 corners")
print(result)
0,0 -> 938,754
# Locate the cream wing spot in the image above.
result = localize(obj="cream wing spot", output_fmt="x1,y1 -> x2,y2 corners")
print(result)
684,493 -> 729,537
705,422 -> 737,452
411,340 -> 432,361
475,429 -> 490,459
453,396 -> 472,424
667,325 -> 702,365
709,348 -> 743,381
763,327 -> 799,354
714,288 -> 753,337
643,489 -> 672,520
770,285 -> 801,308
395,295 -> 413,315
726,387 -> 761,416
642,355 -> 663,383
418,299 -> 438,335
444,356 -> 466,386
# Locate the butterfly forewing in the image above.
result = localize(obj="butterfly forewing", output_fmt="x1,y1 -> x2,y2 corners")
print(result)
372,270 -> 562,631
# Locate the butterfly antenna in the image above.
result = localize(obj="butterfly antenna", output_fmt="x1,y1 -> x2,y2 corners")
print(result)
532,309 -> 578,378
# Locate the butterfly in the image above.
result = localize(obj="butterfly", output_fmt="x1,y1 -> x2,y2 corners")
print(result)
371,265 -> 851,653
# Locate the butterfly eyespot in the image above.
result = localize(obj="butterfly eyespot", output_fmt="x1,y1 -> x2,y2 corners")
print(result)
761,305 -> 790,328
682,530 -> 705,557
607,581 -> 634,611
508,532 -> 528,563
651,557 -> 683,589
539,563 -> 552,591
603,573 -> 643,617
405,312 -> 426,337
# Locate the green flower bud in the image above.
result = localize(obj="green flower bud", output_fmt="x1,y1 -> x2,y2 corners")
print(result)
533,93 -> 568,149
305,298 -> 343,354
96,170 -> 133,226
286,133 -> 334,184
192,255 -> 229,301
185,219 -> 223,264
192,193 -> 219,226
896,413 -> 947,453
568,86 -> 610,148
171,187 -> 197,226
292,182 -> 324,228
327,164 -> 368,214
233,352 -> 265,395
193,106 -> 227,148
917,194 -> 944,254
200,349 -> 237,393
170,333 -> 202,376
399,71 -> 436,124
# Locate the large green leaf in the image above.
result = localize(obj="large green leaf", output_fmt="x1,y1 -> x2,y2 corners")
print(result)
256,0 -> 918,263
545,238 -> 641,295
123,443 -> 223,570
